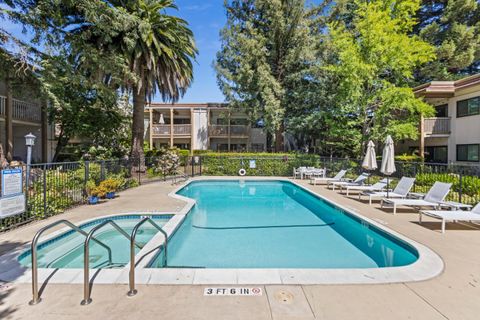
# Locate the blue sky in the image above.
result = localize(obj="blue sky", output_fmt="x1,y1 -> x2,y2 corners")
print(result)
170,1 -> 226,103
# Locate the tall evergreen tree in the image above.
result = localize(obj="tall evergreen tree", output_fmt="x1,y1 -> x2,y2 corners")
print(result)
415,0 -> 480,81
216,0 -> 316,151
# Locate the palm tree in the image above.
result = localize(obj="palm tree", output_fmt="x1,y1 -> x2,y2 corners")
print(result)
123,0 -> 197,165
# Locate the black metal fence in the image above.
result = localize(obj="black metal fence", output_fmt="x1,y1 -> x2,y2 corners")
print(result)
314,157 -> 480,205
0,156 -> 202,232
1,153 -> 479,232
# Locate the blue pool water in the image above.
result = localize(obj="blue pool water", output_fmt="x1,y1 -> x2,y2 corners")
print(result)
18,215 -> 171,269
149,180 -> 418,268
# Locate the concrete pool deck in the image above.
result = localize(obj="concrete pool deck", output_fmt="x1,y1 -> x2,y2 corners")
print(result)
1,178 -> 480,319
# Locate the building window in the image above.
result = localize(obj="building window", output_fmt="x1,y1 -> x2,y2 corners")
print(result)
251,143 -> 264,152
457,97 -> 480,117
173,118 -> 190,124
434,104 -> 448,117
424,146 -> 448,163
230,118 -> 248,126
457,144 -> 479,162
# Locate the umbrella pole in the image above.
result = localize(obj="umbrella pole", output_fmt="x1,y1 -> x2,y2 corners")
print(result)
386,176 -> 389,198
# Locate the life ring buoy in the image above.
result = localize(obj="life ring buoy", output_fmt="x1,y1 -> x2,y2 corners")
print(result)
238,168 -> 246,176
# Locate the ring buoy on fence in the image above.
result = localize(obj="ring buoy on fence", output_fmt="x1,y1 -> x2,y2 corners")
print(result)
238,168 -> 246,176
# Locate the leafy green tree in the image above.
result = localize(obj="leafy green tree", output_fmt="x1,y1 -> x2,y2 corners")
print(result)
325,0 -> 436,156
415,0 -> 480,81
40,52 -> 127,161
2,0 -> 196,165
216,0 -> 316,151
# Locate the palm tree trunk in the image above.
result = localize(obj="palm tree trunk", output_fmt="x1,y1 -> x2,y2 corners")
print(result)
130,86 -> 146,171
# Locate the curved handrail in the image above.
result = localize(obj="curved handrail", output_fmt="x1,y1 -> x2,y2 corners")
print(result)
29,219 -> 112,305
81,220 -> 142,305
127,217 -> 168,297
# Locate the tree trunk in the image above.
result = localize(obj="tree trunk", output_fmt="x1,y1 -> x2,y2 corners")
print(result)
52,133 -> 69,163
274,125 -> 284,152
130,86 -> 146,171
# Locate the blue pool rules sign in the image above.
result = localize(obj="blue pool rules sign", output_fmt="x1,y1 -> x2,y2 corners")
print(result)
0,168 -> 26,218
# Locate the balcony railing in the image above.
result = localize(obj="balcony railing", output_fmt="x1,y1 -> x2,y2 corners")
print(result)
424,117 -> 450,136
208,125 -> 249,137
0,95 -> 42,123
151,124 -> 191,136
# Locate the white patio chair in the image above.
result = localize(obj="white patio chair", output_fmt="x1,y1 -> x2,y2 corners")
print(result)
381,182 -> 452,215
293,166 -> 306,179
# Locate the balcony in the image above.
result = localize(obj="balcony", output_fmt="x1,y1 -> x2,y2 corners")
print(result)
208,125 -> 249,137
151,124 -> 191,136
424,117 -> 450,136
0,96 -> 42,123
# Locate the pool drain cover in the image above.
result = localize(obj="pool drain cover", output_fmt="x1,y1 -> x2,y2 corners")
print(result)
273,290 -> 294,304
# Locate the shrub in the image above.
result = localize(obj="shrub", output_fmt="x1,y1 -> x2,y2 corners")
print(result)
99,178 -> 122,192
395,154 -> 422,162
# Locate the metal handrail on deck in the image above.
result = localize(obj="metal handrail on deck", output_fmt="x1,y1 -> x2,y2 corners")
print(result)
81,220 -> 143,305
29,219 -> 112,305
127,217 -> 168,297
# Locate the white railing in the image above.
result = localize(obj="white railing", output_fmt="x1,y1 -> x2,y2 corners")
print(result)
230,125 -> 249,136
13,98 -> 42,122
0,96 -> 42,123
152,124 -> 191,136
424,117 -> 450,135
208,125 -> 249,137
173,124 -> 191,135
152,124 -> 170,135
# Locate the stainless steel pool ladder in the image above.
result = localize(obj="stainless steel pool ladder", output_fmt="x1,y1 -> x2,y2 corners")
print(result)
81,220 -> 143,306
29,219 -> 113,305
127,217 -> 168,297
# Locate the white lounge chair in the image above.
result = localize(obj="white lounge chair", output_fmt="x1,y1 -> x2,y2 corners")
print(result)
344,179 -> 388,196
359,177 -> 415,205
310,169 -> 347,185
418,203 -> 480,233
419,203 -> 480,233
328,173 -> 370,191
381,182 -> 452,215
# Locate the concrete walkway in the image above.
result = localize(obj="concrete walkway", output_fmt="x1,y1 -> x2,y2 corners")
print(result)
1,179 -> 480,320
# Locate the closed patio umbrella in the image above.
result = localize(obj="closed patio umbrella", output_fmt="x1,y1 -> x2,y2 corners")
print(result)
159,113 -> 165,125
362,140 -> 377,184
380,135 -> 396,198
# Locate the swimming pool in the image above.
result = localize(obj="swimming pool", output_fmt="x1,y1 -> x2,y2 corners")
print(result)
18,215 -> 171,269
149,180 -> 418,269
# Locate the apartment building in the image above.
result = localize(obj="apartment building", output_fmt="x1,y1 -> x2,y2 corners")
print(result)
398,74 -> 480,163
144,103 -> 267,152
0,79 -> 54,163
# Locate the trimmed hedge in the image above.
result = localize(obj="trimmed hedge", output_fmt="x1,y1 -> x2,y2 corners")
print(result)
201,153 -> 320,176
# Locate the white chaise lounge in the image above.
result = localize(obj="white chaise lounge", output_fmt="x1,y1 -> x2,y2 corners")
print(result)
328,172 -> 369,191
359,177 -> 415,205
344,179 -> 388,196
381,182 -> 452,215
310,169 -> 347,185
419,203 -> 480,233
